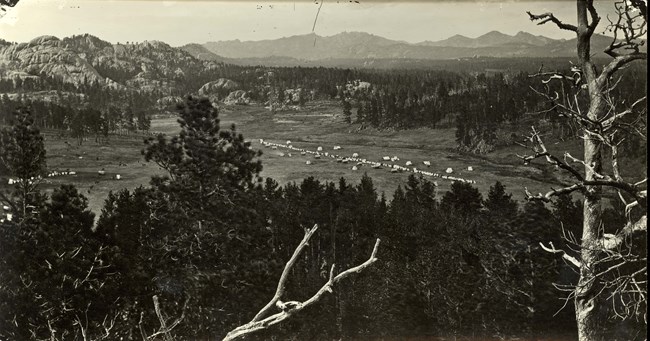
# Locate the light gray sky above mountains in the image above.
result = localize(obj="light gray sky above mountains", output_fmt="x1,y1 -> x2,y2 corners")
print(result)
0,0 -> 616,46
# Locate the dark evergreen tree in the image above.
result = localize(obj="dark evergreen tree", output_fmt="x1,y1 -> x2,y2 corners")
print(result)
0,107 -> 47,218
485,181 -> 519,220
441,181 -> 483,216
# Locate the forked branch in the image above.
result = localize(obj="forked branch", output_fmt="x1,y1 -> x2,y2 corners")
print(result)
222,224 -> 381,341
540,241 -> 582,268
141,295 -> 190,341
518,127 -> 646,201
600,0 -> 648,80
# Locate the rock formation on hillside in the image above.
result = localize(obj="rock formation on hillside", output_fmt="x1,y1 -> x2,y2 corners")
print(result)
0,34 -> 207,95
198,78 -> 240,96
224,90 -> 251,105
0,36 -> 113,87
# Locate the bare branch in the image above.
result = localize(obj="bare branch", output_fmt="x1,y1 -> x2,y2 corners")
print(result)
539,241 -> 582,267
604,0 -> 647,59
564,152 -> 607,180
600,52 -> 648,84
518,127 -> 646,201
600,0 -> 648,80
525,184 -> 585,202
527,11 -> 578,32
146,295 -> 190,341
251,224 -> 319,322
600,96 -> 647,129
223,236 -> 381,341
599,215 -> 647,251
518,127 -> 586,181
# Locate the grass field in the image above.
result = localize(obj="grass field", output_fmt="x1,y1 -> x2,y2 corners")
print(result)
32,100 -> 584,215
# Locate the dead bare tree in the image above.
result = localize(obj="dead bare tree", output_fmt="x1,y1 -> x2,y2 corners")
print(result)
222,224 -> 381,341
522,1 -> 646,340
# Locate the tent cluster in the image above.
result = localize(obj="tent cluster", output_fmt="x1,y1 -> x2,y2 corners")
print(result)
7,176 -> 41,185
259,139 -> 477,184
7,169 -> 81,186
47,170 -> 77,177
1,205 -> 11,223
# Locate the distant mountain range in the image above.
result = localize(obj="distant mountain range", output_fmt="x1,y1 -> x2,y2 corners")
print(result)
417,31 -> 559,48
192,30 -> 620,62
0,30 -> 634,98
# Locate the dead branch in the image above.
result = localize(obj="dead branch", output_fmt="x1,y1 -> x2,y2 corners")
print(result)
222,224 -> 380,341
144,295 -> 190,341
74,314 -> 88,341
527,11 -> 577,32
540,241 -> 582,268
527,86 -> 594,130
564,152 -> 607,180
600,0 -> 648,80
600,52 -> 648,85
250,224 -> 319,322
517,127 -> 586,181
524,184 -> 585,202
519,127 -> 646,201
599,215 -> 647,252
96,313 -> 118,341
600,96 -> 647,129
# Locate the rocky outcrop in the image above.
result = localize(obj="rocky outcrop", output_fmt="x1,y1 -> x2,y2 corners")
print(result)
0,34 -> 206,94
198,78 -> 239,96
0,35 -> 109,87
126,76 -> 174,95
345,80 -> 371,92
156,95 -> 184,107
224,90 -> 251,105
283,88 -> 304,104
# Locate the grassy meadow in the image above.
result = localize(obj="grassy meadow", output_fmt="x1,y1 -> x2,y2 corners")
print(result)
37,100 -> 580,215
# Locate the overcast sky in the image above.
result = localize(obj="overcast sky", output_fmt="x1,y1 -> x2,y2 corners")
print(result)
0,0 -> 616,46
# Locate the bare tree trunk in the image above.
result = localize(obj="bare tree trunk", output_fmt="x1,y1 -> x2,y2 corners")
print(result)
575,1 -> 605,339
527,2 -> 646,339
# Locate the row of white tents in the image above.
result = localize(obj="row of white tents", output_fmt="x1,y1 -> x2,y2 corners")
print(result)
259,139 -> 477,185
7,170 -> 79,185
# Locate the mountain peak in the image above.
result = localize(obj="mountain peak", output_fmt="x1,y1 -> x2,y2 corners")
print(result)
481,30 -> 510,37
515,31 -> 534,37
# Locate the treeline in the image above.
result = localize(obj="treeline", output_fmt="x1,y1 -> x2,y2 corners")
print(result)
342,72 -> 540,130
341,62 -> 647,154
340,70 -> 553,154
0,89 -> 155,144
2,97 -> 636,340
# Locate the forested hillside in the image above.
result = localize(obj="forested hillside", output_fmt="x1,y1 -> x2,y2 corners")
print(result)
4,97 -> 635,340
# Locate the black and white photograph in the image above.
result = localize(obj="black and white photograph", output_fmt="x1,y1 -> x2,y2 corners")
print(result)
0,0 -> 647,340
